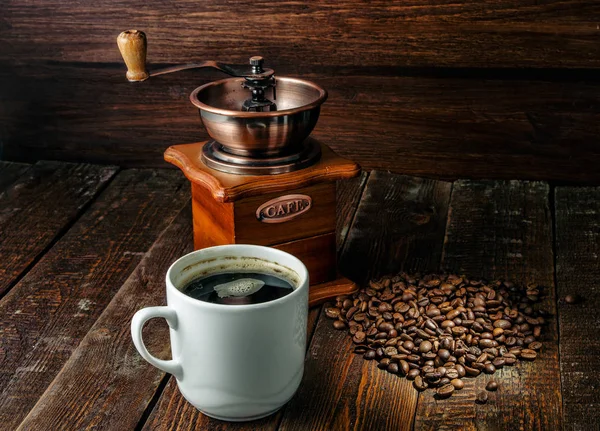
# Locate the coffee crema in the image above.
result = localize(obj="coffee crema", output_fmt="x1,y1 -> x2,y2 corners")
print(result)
182,272 -> 295,305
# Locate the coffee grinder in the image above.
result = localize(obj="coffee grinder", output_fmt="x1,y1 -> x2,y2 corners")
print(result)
117,30 -> 360,304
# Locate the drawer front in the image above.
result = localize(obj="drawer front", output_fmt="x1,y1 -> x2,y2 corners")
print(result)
234,183 -> 336,246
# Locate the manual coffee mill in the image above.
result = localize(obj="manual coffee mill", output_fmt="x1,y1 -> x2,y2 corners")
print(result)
117,30 -> 360,305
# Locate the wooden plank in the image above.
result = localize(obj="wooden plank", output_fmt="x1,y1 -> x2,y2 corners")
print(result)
16,206 -> 193,430
0,161 -> 30,192
278,172 -> 452,431
139,169 -> 368,431
414,180 -> 562,430
0,161 -> 118,297
555,186 -> 600,431
3,66 -> 600,183
0,169 -> 189,429
1,0 -> 599,68
336,172 -> 369,253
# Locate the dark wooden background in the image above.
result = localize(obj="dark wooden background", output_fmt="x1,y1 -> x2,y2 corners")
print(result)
1,0 -> 599,182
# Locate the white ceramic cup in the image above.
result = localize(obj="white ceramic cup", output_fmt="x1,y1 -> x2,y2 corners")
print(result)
131,245 -> 309,421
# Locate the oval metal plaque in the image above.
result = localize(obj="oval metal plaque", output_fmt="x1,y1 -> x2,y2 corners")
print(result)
256,194 -> 312,224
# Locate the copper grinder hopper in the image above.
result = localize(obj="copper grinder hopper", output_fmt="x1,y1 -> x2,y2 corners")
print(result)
117,30 -> 328,175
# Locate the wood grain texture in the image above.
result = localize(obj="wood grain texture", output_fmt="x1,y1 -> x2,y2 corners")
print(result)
0,161 -> 118,297
555,186 -> 600,431
2,0 -> 599,68
192,183 -> 235,249
339,172 -> 452,284
336,172 -> 369,254
0,161 -> 30,192
3,63 -> 600,182
235,183 -> 336,246
15,206 -> 193,431
278,172 -> 452,431
139,168 -> 367,431
414,180 -> 562,430
0,169 -> 189,430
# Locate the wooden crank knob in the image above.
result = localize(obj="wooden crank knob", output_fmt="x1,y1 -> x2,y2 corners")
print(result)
117,30 -> 149,82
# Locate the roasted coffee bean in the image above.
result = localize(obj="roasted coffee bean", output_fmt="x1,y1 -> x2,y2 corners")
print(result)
364,350 -> 377,360
378,358 -> 391,369
476,391 -> 489,404
479,339 -> 497,349
403,340 -> 415,351
379,322 -> 394,333
427,308 -> 441,317
437,349 -> 451,361
379,302 -> 392,313
437,384 -> 455,399
387,363 -> 399,374
407,354 -> 421,363
483,364 -> 496,374
346,306 -> 358,319
422,365 -> 435,374
445,368 -> 459,379
353,312 -> 366,322
564,294 -> 581,304
385,338 -> 398,347
465,353 -> 478,363
486,380 -> 498,391
464,366 -> 481,377
528,341 -> 542,351
414,376 -> 428,391
325,307 -> 341,318
447,379 -> 463,391
419,341 -> 433,353
451,326 -> 468,336
494,320 -> 512,329
425,319 -> 438,331
407,369 -> 420,380
333,320 -> 347,330
492,357 -> 505,368
417,329 -> 431,339
446,309 -> 461,320
385,347 -> 398,356
441,320 -> 455,329
521,349 -> 537,360
354,345 -> 368,354
400,360 -> 410,375
472,362 -> 486,371
353,331 -> 366,344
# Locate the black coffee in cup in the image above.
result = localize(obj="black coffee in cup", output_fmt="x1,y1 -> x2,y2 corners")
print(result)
182,272 -> 295,305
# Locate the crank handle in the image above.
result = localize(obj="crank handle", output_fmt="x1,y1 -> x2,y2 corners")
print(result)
116,30 -> 274,82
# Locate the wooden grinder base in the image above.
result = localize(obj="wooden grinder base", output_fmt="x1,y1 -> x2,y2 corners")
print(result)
164,139 -> 361,305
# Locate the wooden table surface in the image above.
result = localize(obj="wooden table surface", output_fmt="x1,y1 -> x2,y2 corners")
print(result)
0,160 -> 598,431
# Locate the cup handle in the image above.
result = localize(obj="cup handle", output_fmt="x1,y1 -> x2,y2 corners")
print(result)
131,306 -> 183,379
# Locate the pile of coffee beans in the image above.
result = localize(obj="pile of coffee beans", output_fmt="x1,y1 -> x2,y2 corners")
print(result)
325,273 -> 548,401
